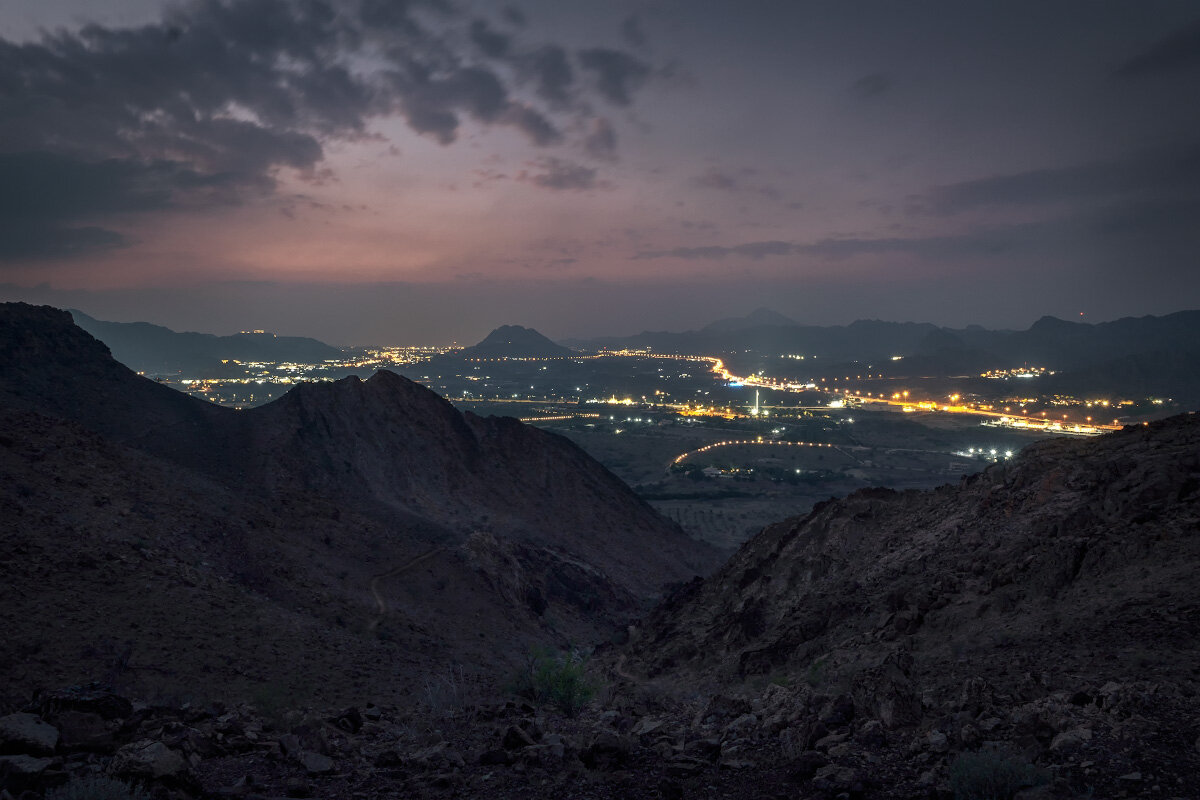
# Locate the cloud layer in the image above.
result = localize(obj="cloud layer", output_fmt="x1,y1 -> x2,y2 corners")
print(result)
0,0 -> 651,259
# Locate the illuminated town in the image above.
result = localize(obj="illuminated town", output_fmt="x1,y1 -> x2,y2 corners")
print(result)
159,343 -> 1164,436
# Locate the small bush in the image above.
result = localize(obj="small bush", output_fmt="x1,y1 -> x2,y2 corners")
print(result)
46,776 -> 148,800
510,647 -> 598,717
804,657 -> 828,687
949,750 -> 1045,800
422,664 -> 472,717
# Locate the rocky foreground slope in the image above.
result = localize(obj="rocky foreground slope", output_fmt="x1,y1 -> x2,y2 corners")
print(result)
625,414 -> 1199,689
3,303 -> 1197,798
3,421 -> 1196,800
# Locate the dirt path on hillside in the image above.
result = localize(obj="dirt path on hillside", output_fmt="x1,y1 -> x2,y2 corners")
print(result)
367,548 -> 446,631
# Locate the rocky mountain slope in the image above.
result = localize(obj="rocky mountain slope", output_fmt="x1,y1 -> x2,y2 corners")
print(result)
241,371 -> 700,598
0,303 -> 716,709
625,414 -> 1199,688
604,412 -> 1200,796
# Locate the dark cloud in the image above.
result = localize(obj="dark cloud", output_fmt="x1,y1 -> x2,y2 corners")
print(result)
501,6 -> 527,28
583,118 -> 618,160
519,158 -> 601,191
692,169 -> 740,191
851,73 -> 892,98
501,104 -> 563,146
578,48 -> 651,106
0,151 -> 251,261
633,241 -> 796,260
0,0 -> 649,261
620,16 -> 646,49
469,19 -> 511,58
1115,18 -> 1200,77
634,193 -> 1200,273
690,167 -> 781,201
393,65 -> 512,143
0,223 -> 129,261
520,45 -> 575,108
0,152 -> 180,220
631,229 -> 1040,262
927,144 -> 1200,213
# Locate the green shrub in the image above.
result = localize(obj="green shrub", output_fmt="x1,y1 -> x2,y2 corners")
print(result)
949,750 -> 1045,800
804,657 -> 828,687
46,776 -> 148,800
510,647 -> 597,717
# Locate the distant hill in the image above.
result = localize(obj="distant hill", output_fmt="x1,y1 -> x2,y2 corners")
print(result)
460,324 -> 574,358
0,303 -> 716,705
702,307 -> 797,332
69,310 -> 344,374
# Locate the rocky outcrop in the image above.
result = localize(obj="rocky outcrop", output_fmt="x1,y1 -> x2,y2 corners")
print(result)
606,413 -> 1200,796
626,414 -> 1199,691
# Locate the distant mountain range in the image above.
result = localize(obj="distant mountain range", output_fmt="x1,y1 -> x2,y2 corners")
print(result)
0,303 -> 715,705
579,310 -> 1200,364
69,310 -> 344,374
701,307 -> 797,332
66,308 -> 1200,404
570,309 -> 1200,402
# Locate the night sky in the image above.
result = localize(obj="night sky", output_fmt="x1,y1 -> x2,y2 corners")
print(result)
2,1 -> 1199,344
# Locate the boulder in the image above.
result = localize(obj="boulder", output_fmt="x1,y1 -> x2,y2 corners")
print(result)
855,719 -> 887,747
478,748 -> 511,766
787,750 -> 828,782
812,763 -> 865,794
0,754 -> 54,794
0,754 -> 53,777
406,742 -> 464,771
0,714 -> 59,756
109,740 -> 189,781
1048,727 -> 1092,753
502,725 -> 537,750
284,776 -> 313,797
723,713 -> 759,740
579,729 -> 630,770
630,717 -> 666,737
55,711 -> 115,752
297,751 -> 335,775
329,707 -> 363,734
35,685 -> 132,721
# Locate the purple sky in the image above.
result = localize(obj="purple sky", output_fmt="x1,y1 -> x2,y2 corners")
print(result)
2,1 -> 1199,344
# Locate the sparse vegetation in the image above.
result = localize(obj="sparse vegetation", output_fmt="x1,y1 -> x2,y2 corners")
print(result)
46,776 -> 148,800
509,647 -> 598,717
422,664 -> 473,717
804,657 -> 828,687
949,750 -> 1045,800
